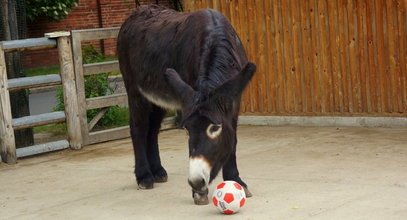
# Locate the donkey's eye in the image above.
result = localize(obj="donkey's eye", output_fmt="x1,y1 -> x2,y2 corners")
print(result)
206,123 -> 222,139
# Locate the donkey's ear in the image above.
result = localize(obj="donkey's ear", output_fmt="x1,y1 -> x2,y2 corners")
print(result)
165,68 -> 195,104
215,62 -> 256,97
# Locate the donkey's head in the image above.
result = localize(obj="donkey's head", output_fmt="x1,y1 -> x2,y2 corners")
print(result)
165,62 -> 256,192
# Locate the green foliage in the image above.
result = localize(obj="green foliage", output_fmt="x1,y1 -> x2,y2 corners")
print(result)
23,65 -> 60,77
54,45 -> 128,128
26,0 -> 79,21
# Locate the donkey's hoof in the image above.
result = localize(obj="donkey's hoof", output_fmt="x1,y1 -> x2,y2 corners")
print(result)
138,182 -> 154,190
244,187 -> 252,197
137,177 -> 155,189
154,175 -> 168,183
193,191 -> 209,205
154,168 -> 168,183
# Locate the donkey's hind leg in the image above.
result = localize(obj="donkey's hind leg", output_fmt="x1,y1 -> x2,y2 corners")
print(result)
147,105 -> 168,183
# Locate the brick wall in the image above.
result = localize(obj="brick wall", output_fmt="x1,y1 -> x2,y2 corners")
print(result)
23,0 -> 172,69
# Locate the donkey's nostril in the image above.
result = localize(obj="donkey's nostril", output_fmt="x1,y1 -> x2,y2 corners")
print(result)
188,178 -> 206,191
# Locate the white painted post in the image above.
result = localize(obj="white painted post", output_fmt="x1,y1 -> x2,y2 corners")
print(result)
0,43 -> 16,163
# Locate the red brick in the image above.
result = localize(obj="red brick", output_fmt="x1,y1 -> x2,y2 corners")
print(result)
24,0 -> 176,68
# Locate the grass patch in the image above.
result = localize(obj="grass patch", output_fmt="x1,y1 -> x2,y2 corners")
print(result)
23,65 -> 60,77
102,107 -> 129,129
23,57 -> 121,77
34,123 -> 67,136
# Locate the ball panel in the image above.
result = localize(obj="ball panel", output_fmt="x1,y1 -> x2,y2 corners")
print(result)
223,193 -> 235,204
240,197 -> 246,207
212,196 -> 218,206
217,182 -> 226,189
233,182 -> 243,190
223,210 -> 234,215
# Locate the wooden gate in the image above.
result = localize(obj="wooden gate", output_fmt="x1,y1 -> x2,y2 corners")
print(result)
0,32 -> 81,163
71,28 -> 130,145
185,0 -> 407,117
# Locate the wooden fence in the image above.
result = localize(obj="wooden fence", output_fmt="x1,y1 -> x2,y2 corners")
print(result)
0,32 -> 81,163
184,0 -> 407,116
0,28 -> 176,164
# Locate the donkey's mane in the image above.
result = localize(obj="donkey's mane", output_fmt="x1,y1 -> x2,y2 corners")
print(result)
195,15 -> 241,95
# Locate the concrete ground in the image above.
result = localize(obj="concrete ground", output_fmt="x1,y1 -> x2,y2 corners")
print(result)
1,126 -> 407,220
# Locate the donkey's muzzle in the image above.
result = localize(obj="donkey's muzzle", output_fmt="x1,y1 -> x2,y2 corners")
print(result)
188,156 -> 211,192
188,178 -> 206,191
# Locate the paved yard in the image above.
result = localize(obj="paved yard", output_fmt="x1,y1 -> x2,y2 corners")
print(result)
1,126 -> 406,219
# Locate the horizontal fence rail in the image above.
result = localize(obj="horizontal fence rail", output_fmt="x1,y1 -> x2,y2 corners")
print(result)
71,27 -> 120,41
16,140 -> 69,158
185,0 -> 407,116
7,74 -> 61,91
86,93 -> 128,110
2,37 -> 56,53
83,60 -> 119,75
12,111 -> 66,130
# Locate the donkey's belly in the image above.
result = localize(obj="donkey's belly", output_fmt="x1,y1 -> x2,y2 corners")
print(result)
138,86 -> 182,110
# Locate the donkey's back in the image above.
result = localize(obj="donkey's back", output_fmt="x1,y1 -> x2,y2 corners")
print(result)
117,5 -> 246,109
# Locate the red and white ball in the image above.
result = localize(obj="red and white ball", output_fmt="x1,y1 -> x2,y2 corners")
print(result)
212,181 -> 246,214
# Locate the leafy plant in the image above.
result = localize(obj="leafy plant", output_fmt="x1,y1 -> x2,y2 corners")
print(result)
54,45 -> 128,128
26,0 -> 79,21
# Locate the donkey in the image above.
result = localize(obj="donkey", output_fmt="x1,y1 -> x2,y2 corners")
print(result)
117,5 -> 256,205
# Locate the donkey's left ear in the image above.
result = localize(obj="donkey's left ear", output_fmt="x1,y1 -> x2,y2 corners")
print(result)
165,68 -> 195,104
215,62 -> 256,96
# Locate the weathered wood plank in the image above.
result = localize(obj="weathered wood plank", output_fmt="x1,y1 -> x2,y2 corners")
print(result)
87,116 -> 177,145
290,0 -> 304,112
12,111 -> 66,130
375,0 -> 388,112
318,0 -> 333,112
7,74 -> 61,91
366,0 -> 378,113
88,108 -> 109,131
71,27 -> 120,41
299,0 -> 313,113
327,0 -> 343,112
0,44 -> 16,163
16,140 -> 69,158
309,0 -> 322,112
88,126 -> 130,145
273,0 -> 286,113
83,60 -> 119,75
397,0 -> 407,112
58,36 -> 83,150
71,31 -> 90,145
86,93 -> 128,110
1,37 -> 56,53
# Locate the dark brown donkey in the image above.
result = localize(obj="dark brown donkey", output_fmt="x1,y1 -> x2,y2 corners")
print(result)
117,5 -> 256,205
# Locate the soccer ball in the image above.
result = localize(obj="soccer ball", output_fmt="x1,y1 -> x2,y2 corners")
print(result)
212,181 -> 246,214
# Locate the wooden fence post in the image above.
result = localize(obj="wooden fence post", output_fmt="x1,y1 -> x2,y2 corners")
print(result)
47,32 -> 83,149
0,43 -> 16,163
71,31 -> 89,145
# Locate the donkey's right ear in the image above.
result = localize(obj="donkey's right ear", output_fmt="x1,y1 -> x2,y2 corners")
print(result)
165,68 -> 195,104
214,62 -> 256,97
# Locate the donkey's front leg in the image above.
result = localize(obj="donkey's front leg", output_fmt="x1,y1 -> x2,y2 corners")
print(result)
222,140 -> 252,197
